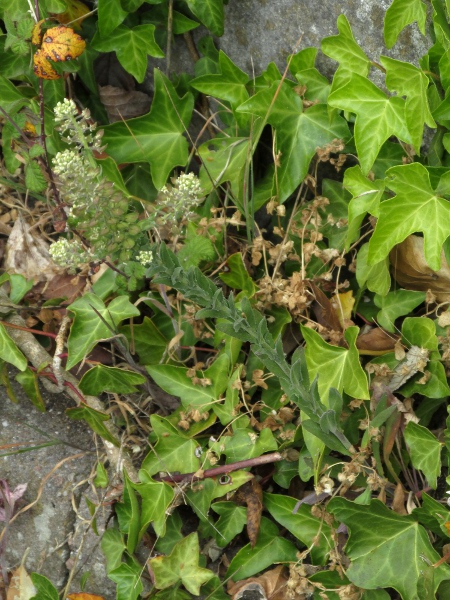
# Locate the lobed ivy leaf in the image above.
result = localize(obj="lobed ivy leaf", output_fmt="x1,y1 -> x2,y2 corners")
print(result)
66,405 -> 120,447
134,477 -> 174,539
356,243 -> 391,296
66,293 -> 140,369
374,290 -> 426,333
302,326 -> 369,401
0,322 -> 27,371
108,562 -> 143,600
264,493 -> 332,565
321,14 -> 370,76
97,0 -> 128,37
120,317 -> 168,366
238,81 -> 350,202
79,365 -> 146,395
404,421 -> 442,489
328,73 -> 411,174
102,70 -> 194,189
368,163 -> 450,270
184,0 -> 224,36
150,532 -> 214,595
92,24 -> 164,83
211,502 -> 248,548
384,0 -> 427,49
328,498 -> 450,598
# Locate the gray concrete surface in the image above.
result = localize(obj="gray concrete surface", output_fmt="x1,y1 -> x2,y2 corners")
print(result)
0,382 -> 114,595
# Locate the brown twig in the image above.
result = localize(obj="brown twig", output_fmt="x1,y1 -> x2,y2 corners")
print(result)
153,452 -> 283,483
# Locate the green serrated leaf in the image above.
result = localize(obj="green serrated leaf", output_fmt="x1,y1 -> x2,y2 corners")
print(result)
92,25 -> 164,82
404,421 -> 442,489
102,70 -> 194,189
150,532 -> 214,594
368,163 -> 450,271
24,161 -> 47,193
66,294 -> 140,369
384,0 -> 427,49
328,498 -> 450,597
328,73 -> 411,174
79,365 -> 146,396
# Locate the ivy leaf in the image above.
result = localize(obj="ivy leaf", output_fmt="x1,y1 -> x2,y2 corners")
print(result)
120,317 -> 168,365
328,73 -> 411,174
321,15 -> 370,76
184,0 -> 224,36
211,502 -> 248,548
0,322 -> 27,371
149,532 -> 214,595
328,498 -> 450,598
384,0 -> 427,49
102,70 -> 194,189
380,56 -> 435,153
343,165 -> 385,247
92,24 -> 163,83
97,0 -> 128,37
368,163 -> 450,270
141,415 -> 201,476
302,326 -> 369,401
79,365 -> 146,396
374,290 -> 426,333
66,404 -> 119,447
108,562 -> 143,600
190,50 -> 249,123
66,293 -> 140,369
264,493 -> 332,565
404,422 -> 442,489
238,81 -> 350,202
209,428 -> 278,462
134,477 -> 175,538
356,243 -> 391,296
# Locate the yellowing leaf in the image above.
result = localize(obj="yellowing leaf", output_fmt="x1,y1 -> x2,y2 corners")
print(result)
31,19 -> 45,45
33,48 -> 60,80
51,0 -> 91,29
41,26 -> 86,62
6,566 -> 36,600
67,595 -> 106,600
331,290 -> 355,326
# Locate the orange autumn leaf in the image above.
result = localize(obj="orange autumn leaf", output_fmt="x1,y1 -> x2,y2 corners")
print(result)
41,26 -> 86,62
51,0 -> 91,29
33,48 -> 60,80
23,121 -> 37,137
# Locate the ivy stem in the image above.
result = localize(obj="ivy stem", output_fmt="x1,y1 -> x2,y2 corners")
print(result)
153,452 -> 283,483
0,321 -> 57,338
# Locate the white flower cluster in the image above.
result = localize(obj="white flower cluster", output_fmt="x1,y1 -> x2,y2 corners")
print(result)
158,172 -> 204,230
52,149 -> 100,208
49,237 -> 89,270
53,99 -> 104,153
136,250 -> 153,267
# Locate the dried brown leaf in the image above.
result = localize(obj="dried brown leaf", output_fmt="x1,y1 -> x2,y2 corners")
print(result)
227,566 -> 288,600
356,327 -> 398,355
308,282 -> 342,333
6,566 -> 35,600
99,85 -> 151,123
392,482 -> 407,515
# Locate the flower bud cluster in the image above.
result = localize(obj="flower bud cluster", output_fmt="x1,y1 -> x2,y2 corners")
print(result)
157,172 -> 204,232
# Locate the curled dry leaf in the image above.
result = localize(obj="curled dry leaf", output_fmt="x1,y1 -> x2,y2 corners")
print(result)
235,479 -> 263,548
227,565 -> 288,600
99,85 -> 151,123
356,326 -> 398,355
390,235 -> 450,303
4,217 -> 64,282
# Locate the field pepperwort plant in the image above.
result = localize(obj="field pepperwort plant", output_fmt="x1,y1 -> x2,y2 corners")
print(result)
2,0 -> 450,598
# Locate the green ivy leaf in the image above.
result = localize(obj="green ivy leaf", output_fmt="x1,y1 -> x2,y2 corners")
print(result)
0,322 -> 27,371
97,0 -> 128,37
141,415 -> 201,476
402,317 -> 438,350
102,70 -> 194,189
328,498 -> 450,597
343,166 -> 384,247
184,0 -> 224,36
79,365 -> 146,396
115,471 -> 140,554
211,502 -> 248,548
209,427 -> 278,462
404,422 -> 442,489
66,293 -> 140,369
190,50 -> 249,123
15,368 -> 45,411
219,253 -> 257,297
319,179 -> 352,250
30,573 -> 58,600
302,326 -> 369,401
120,317 -> 167,366
150,532 -> 214,594
101,529 -> 125,573
321,15 -> 370,76
66,405 -> 120,447
264,493 -> 332,565
356,243 -> 391,296
108,562 -> 143,600
381,56 -> 435,153
25,161 -> 47,193
384,0 -> 427,49
328,73 -> 411,174
92,24 -> 164,83
374,290 -> 426,333
134,476 -> 174,538
238,82 -> 350,202
226,518 -> 298,581
368,163 -> 450,271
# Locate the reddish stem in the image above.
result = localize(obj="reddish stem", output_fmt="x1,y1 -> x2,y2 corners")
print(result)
153,452 -> 283,483
0,321 -> 57,338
